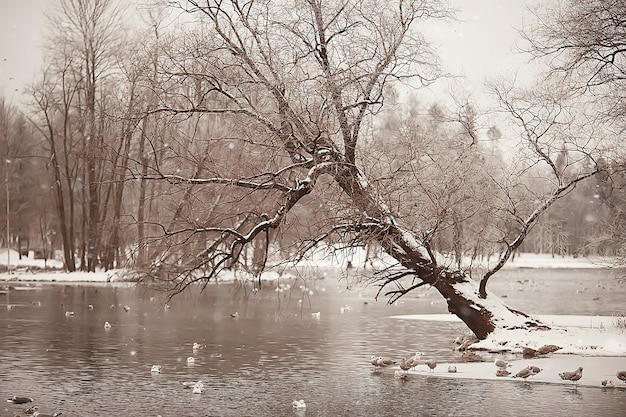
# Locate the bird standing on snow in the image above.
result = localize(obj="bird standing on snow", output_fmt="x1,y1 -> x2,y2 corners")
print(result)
496,368 -> 511,377
559,367 -> 583,385
617,371 -> 626,383
399,357 -> 412,374
462,352 -> 482,362
537,344 -> 560,354
424,359 -> 437,373
513,367 -> 533,381
447,365 -> 457,373
528,365 -> 542,377
407,352 -> 423,370
494,358 -> 511,369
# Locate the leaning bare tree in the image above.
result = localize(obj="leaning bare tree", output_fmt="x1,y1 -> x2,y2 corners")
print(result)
131,0 -> 617,341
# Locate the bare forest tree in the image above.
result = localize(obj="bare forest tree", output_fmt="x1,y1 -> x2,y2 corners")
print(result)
520,0 -> 626,262
0,99 -> 49,262
123,0 -> 610,341
17,0 -> 625,343
29,0 -> 125,271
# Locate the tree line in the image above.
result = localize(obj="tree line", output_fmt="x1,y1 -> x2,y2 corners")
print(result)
1,0 -> 625,276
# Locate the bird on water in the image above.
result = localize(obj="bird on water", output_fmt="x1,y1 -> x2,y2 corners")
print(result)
376,356 -> 396,369
601,379 -> 615,388
7,396 -> 33,404
370,355 -> 379,371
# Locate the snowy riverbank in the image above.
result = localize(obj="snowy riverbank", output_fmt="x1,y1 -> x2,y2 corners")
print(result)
1,251 -> 625,389
0,250 -> 615,284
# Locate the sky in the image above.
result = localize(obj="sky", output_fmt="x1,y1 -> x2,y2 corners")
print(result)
424,0 -> 536,98
0,0 -> 536,107
0,0 -> 48,104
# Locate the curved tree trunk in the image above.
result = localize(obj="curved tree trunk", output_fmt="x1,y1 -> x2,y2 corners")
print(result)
333,165 -> 548,340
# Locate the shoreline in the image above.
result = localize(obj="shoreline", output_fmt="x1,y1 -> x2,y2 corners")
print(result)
0,252 -> 619,284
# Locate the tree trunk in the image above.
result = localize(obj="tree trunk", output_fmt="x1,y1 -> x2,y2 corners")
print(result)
87,157 -> 99,272
333,166 -> 547,340
136,115 -> 150,268
46,121 -> 75,272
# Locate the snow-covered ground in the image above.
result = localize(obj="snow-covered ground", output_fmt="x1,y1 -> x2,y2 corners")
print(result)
0,246 -> 611,284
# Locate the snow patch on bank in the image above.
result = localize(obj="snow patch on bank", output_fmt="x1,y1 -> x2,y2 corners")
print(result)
391,313 -> 626,356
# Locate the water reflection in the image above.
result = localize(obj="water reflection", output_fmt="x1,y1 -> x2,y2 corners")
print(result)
1,269 -> 625,416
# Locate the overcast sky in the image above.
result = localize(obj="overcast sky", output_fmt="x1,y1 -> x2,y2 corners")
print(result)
0,0 -> 536,107
0,0 -> 47,103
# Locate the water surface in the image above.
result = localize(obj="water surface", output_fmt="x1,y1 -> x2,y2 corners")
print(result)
1,268 -> 625,416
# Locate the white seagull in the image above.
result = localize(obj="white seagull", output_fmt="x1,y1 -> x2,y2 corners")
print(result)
182,380 -> 204,389
292,400 -> 306,409
407,352 -> 423,370
192,381 -> 203,394
601,379 -> 615,388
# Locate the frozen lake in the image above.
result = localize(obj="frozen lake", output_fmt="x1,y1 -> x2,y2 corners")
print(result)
1,268 -> 625,416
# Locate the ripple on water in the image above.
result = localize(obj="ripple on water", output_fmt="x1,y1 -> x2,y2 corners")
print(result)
1,272 -> 625,416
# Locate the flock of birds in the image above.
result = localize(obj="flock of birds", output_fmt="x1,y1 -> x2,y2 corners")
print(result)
369,353 -> 626,389
148,338 -> 309,408
5,301 -> 204,416
147,341 -> 216,396
370,352 -> 439,380
5,294 -> 626,414
5,302 -> 134,415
